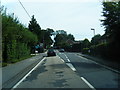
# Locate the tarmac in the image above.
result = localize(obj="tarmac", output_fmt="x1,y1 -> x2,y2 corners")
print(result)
2,53 -> 45,88
1,51 -> 120,89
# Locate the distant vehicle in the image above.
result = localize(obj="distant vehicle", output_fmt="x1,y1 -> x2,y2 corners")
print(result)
47,48 -> 56,56
59,49 -> 65,52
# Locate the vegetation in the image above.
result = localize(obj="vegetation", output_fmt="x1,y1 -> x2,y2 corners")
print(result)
81,1 -> 120,62
2,5 -> 54,65
54,30 -> 75,49
2,6 -> 38,64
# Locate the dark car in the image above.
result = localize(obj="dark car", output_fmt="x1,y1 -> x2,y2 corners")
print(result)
59,49 -> 65,52
47,48 -> 56,56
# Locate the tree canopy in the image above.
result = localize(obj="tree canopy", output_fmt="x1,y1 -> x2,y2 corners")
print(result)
101,1 -> 120,46
54,30 -> 75,48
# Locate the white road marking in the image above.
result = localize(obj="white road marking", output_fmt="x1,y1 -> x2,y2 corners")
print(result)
63,53 -> 70,62
57,55 -> 76,72
57,55 -> 65,62
81,77 -> 96,90
12,57 -> 46,89
66,63 -> 76,71
76,54 -> 120,74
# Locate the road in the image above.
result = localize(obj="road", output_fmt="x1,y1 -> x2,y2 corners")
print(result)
12,50 -> 120,89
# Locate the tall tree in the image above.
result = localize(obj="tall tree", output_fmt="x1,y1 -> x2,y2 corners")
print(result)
101,1 -> 120,45
41,28 -> 54,48
28,15 -> 41,42
101,1 -> 120,59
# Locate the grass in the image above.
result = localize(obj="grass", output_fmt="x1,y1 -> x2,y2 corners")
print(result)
2,54 -> 36,67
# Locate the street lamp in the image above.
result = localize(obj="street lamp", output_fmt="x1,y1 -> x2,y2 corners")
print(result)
91,28 -> 95,56
91,28 -> 95,37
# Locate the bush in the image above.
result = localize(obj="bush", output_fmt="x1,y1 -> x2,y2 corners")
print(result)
82,48 -> 90,54
89,43 -> 113,59
2,7 -> 38,63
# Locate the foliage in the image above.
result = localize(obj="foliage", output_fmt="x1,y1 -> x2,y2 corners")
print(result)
101,1 -> 120,47
82,48 -> 90,54
100,1 -> 120,60
41,29 -> 54,48
91,34 -> 101,45
2,7 -> 38,63
28,15 -> 41,42
82,38 -> 91,48
54,30 -> 75,48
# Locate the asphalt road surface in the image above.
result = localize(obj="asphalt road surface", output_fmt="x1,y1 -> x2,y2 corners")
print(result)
57,51 -> 120,89
12,50 -> 120,89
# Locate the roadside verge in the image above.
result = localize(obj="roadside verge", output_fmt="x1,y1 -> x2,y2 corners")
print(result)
77,53 -> 120,74
2,54 -> 45,88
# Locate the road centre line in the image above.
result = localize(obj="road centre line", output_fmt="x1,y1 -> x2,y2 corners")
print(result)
57,55 -> 65,62
12,57 -> 46,89
57,55 -> 76,72
66,63 -> 76,71
81,77 -> 96,90
63,53 -> 70,62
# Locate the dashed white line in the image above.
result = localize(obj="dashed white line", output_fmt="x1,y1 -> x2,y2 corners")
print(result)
57,54 -> 76,72
12,57 -> 46,89
81,77 -> 96,90
63,53 -> 70,62
57,55 -> 65,62
66,63 -> 76,71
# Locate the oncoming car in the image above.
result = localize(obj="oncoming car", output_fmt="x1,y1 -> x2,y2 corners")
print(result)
47,48 -> 56,57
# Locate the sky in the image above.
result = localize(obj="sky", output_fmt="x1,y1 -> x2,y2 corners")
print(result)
1,0 -> 105,41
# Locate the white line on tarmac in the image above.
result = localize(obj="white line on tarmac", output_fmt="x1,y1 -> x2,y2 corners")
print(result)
12,57 -> 46,89
66,63 -> 76,71
57,55 -> 76,71
76,54 -> 120,74
57,55 -> 65,62
81,77 -> 96,90
63,53 -> 70,62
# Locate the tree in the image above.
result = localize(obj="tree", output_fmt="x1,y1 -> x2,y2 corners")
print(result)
41,29 -> 54,48
28,15 -> 41,42
101,1 -> 120,46
54,30 -> 75,49
2,8 -> 38,63
91,34 -> 101,45
67,34 -> 75,41
101,1 -> 120,59
82,38 -> 91,48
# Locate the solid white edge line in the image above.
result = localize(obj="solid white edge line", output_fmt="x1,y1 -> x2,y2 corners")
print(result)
81,77 -> 96,90
78,54 -> 120,74
12,57 -> 46,89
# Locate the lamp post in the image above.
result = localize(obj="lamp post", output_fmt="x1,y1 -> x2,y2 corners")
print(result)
91,28 -> 95,56
91,28 -> 95,37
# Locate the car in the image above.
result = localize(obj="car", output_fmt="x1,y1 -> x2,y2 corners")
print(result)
47,48 -> 56,56
59,49 -> 65,52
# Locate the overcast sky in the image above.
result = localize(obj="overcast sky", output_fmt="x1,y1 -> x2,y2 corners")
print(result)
2,0 -> 105,41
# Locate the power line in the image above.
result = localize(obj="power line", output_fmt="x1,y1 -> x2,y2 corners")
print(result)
18,0 -> 31,19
